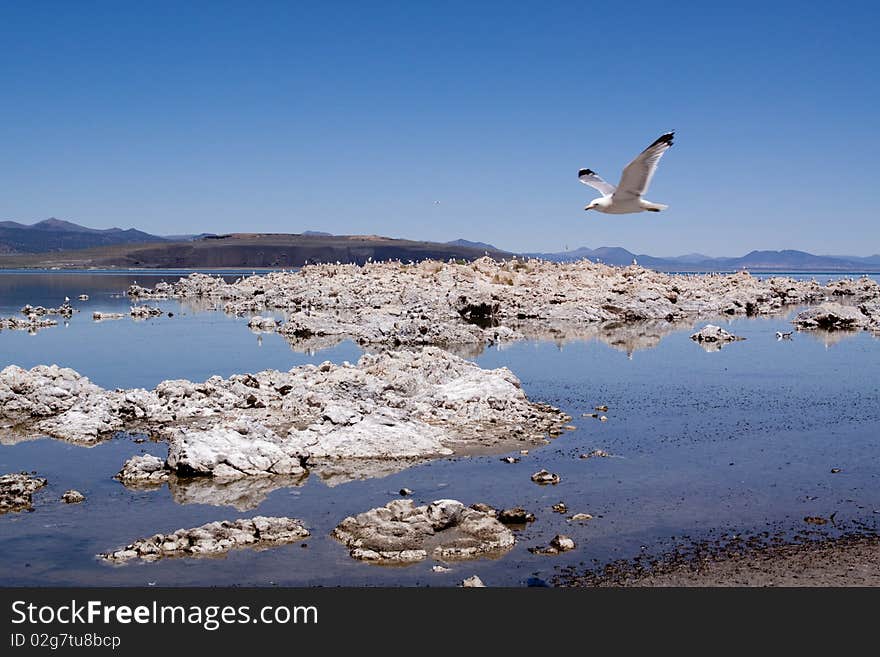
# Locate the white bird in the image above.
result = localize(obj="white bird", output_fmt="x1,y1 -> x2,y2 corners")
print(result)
579,132 -> 674,214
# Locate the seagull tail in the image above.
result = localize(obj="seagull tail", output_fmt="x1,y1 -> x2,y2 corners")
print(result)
643,202 -> 669,212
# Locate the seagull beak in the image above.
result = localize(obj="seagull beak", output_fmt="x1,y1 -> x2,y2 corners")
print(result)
584,206 -> 592,211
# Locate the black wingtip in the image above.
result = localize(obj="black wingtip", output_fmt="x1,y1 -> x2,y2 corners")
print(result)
578,168 -> 595,177
649,131 -> 674,148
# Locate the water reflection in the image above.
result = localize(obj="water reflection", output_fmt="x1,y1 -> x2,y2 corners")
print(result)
117,458 -> 429,507
798,328 -> 872,348
118,472 -> 308,511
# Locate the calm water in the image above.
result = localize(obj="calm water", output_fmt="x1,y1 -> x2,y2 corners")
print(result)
1,271 -> 879,586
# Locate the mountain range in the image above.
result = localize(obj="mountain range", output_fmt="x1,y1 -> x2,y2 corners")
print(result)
1,219 -> 878,271
524,246 -> 880,271
0,218 -> 167,254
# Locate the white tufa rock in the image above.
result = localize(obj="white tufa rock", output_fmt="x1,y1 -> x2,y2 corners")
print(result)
121,260 -> 880,350
332,499 -> 515,563
0,472 -> 48,513
99,516 -> 310,562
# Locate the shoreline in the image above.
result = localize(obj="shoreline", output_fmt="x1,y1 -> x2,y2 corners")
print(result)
559,532 -> 880,587
1,264 -> 880,276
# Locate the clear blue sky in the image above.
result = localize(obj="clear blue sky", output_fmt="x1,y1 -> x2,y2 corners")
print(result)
1,1 -> 878,256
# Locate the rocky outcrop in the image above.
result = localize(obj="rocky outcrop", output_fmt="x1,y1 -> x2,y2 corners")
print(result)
127,281 -> 173,299
166,420 -> 308,480
21,303 -> 75,318
860,301 -> 880,332
332,499 -> 515,562
0,472 -> 47,513
2,300 -> 73,331
99,516 -> 310,562
0,316 -> 58,332
4,349 -> 568,489
0,364 -> 125,443
690,324 -> 745,351
126,259 -> 880,348
792,302 -> 872,331
115,454 -> 171,485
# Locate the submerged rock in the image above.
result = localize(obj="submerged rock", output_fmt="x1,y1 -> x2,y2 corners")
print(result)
530,534 -> 576,555
130,305 -> 163,319
460,575 -> 486,587
247,316 -> 278,331
497,507 -> 536,524
551,534 -> 576,551
332,499 -> 515,563
689,324 -> 745,351
92,312 -> 125,321
99,516 -> 310,562
61,489 -> 85,504
0,472 -> 47,513
531,469 -> 561,485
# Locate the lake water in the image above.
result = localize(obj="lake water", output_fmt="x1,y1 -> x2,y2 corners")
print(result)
1,270 -> 879,586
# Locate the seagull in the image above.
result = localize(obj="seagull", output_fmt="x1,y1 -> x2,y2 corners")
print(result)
578,132 -> 674,214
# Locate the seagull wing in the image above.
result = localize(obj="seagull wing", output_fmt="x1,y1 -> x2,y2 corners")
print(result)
613,132 -> 674,201
578,169 -> 616,196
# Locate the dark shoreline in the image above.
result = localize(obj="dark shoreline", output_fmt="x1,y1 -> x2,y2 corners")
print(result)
558,531 -> 880,587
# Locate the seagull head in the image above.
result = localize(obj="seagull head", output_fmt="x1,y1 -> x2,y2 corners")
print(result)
585,197 -> 610,212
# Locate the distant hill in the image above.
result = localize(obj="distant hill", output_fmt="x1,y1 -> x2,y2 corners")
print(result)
2,218 -> 877,272
524,246 -> 880,272
162,232 -> 217,241
446,238 -> 503,252
0,218 -> 167,254
0,233 -> 511,269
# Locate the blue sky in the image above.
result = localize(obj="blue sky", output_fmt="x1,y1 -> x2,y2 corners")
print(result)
1,1 -> 878,255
